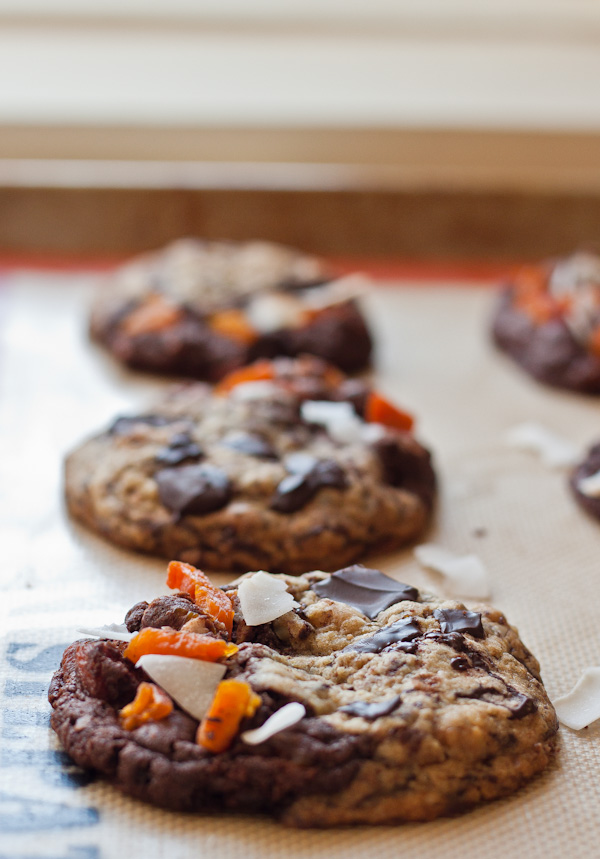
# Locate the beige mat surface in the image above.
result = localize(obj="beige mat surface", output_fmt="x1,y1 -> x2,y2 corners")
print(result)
1,270 -> 599,858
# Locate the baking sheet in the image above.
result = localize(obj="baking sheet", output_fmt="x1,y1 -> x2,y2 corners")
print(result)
1,269 -> 599,859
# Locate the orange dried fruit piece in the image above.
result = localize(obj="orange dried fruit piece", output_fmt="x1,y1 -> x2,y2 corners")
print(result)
207,308 -> 258,345
196,679 -> 261,753
166,560 -> 234,635
119,293 -> 184,336
214,360 -> 275,394
123,627 -> 237,664
589,324 -> 600,358
365,391 -> 414,432
119,681 -> 173,731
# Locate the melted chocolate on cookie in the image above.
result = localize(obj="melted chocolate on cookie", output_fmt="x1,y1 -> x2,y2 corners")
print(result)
313,566 -> 419,620
156,463 -> 233,516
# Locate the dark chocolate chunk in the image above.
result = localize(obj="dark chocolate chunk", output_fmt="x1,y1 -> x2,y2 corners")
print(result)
155,431 -> 204,466
270,473 -> 315,513
310,460 -> 348,489
508,693 -> 538,719
344,618 -> 420,654
156,463 -> 233,516
109,414 -> 173,435
373,436 -> 436,509
313,566 -> 419,619
270,458 -> 348,513
339,696 -> 402,720
450,656 -> 471,671
423,630 -> 466,652
220,432 -> 277,460
433,609 -> 484,639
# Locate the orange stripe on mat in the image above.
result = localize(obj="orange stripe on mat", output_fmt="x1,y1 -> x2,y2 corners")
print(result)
0,253 -> 520,283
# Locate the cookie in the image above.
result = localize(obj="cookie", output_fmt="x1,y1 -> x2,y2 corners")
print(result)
90,239 -> 372,380
48,562 -> 558,826
491,252 -> 600,393
64,356 -> 436,574
570,442 -> 600,521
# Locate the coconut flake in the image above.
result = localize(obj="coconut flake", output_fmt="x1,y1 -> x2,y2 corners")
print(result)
237,571 -> 298,626
241,702 -> 306,745
77,624 -> 137,643
506,422 -> 580,468
300,400 -> 365,444
137,654 -> 226,721
553,668 -> 600,730
577,469 -> 600,498
246,293 -> 306,333
414,544 -> 492,598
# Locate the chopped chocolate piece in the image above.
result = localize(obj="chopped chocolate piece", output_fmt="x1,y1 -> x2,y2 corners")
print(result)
434,609 -> 485,639
310,460 -> 348,490
450,656 -> 471,671
220,432 -> 277,460
155,431 -> 204,466
422,630 -> 466,651
270,473 -> 315,513
313,566 -> 419,619
373,436 -> 436,509
339,696 -> 402,720
509,693 -> 538,719
156,464 -> 233,516
109,414 -> 173,435
344,618 -> 421,654
270,458 -> 348,513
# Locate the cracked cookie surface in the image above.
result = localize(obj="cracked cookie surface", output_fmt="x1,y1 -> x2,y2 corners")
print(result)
49,566 -> 558,826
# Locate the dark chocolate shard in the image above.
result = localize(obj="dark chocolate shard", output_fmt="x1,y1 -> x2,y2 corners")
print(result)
313,566 -> 420,619
270,458 -> 348,513
339,695 -> 402,720
109,414 -> 173,435
450,656 -> 471,671
270,472 -> 315,513
156,463 -> 233,516
220,432 -> 278,460
344,618 -> 421,653
155,431 -> 204,466
508,693 -> 538,719
433,608 -> 485,639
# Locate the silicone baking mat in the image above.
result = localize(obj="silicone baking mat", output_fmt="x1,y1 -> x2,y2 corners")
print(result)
1,267 -> 599,859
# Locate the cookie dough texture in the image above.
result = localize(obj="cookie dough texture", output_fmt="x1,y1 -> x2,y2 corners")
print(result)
48,570 -> 558,826
64,360 -> 436,573
90,239 -> 372,379
492,253 -> 600,393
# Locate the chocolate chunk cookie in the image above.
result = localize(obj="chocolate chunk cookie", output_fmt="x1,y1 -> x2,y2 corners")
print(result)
570,442 -> 600,521
90,239 -> 372,380
48,563 -> 558,826
64,357 -> 436,574
491,252 -> 600,393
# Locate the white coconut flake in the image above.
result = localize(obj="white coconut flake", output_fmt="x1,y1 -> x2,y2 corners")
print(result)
237,571 -> 298,626
241,702 -> 306,745
414,544 -> 492,598
77,624 -> 137,643
137,654 -> 226,721
553,668 -> 600,730
246,292 -> 306,333
577,469 -> 600,498
230,380 -> 281,401
300,400 -> 365,444
506,422 -> 580,468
